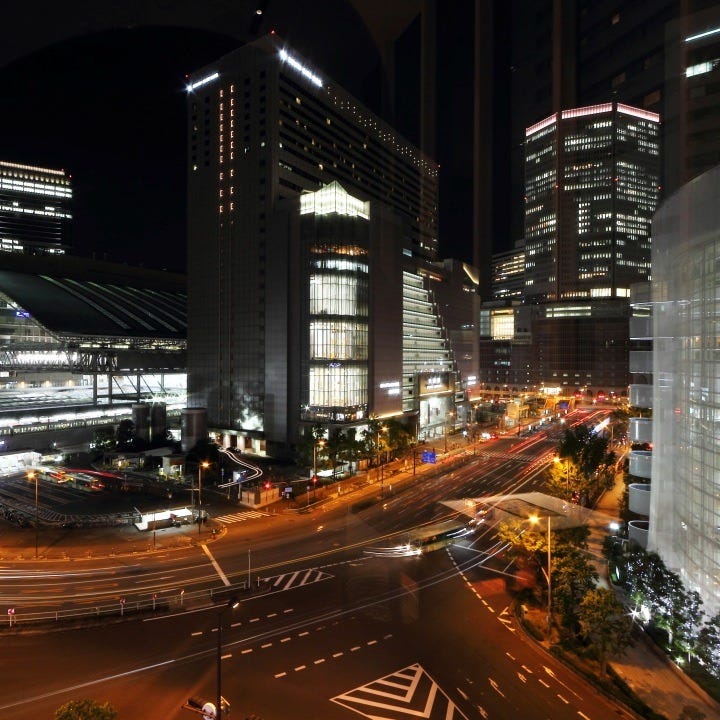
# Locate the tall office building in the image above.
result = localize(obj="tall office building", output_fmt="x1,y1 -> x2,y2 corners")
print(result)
186,35 -> 466,456
477,100 -> 661,397
650,165 -> 720,616
524,101 -> 660,303
665,4 -> 720,195
0,161 -> 72,256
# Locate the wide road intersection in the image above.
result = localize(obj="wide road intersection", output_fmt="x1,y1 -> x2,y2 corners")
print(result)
0,410 -> 628,719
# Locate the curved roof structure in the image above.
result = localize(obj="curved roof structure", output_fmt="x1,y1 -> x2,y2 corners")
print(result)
0,270 -> 185,340
0,254 -> 185,344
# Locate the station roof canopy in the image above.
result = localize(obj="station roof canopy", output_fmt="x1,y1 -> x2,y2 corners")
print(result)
0,254 -> 186,342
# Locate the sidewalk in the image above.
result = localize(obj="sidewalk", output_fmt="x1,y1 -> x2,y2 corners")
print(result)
590,473 -> 720,720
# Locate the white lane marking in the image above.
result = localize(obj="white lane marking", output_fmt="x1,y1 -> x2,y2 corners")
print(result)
489,678 -> 505,697
191,631 -> 202,637
558,694 -> 569,704
261,643 -> 272,649
538,679 -> 550,688
314,659 -> 326,665
275,672 -> 286,678
201,544 -> 231,586
294,665 -> 306,672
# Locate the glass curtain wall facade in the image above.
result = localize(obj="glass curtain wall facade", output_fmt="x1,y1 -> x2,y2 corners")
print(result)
402,270 -> 456,439
651,166 -> 720,616
300,183 -> 369,423
0,161 -> 72,255
524,102 -> 660,303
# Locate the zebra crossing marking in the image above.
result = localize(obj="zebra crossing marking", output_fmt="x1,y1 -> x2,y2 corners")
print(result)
214,510 -> 268,524
264,567 -> 333,592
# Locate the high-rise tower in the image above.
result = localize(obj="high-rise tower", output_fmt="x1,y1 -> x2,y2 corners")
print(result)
0,161 -> 72,256
186,35 -> 456,456
524,101 -> 660,303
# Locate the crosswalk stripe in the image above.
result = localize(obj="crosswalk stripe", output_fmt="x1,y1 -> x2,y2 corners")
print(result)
215,510 -> 267,524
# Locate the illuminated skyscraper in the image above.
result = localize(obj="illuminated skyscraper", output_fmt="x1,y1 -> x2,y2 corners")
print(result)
524,101 -> 660,303
0,161 -> 72,256
186,36 -> 468,457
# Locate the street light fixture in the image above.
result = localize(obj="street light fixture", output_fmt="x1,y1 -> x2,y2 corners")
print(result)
198,461 -> 209,535
553,455 -> 570,494
376,425 -> 387,496
529,513 -> 552,631
215,597 -> 240,718
444,411 -> 455,453
312,439 -> 325,499
27,470 -> 38,559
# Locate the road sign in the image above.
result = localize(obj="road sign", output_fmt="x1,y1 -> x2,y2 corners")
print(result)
421,450 -> 437,464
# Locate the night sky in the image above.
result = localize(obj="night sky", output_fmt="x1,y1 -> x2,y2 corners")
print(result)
0,4 -> 479,274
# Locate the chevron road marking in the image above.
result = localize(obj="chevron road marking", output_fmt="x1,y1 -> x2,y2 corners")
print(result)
331,663 -> 470,719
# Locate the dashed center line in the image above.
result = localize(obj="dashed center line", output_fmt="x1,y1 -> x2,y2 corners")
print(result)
274,634 -> 394,678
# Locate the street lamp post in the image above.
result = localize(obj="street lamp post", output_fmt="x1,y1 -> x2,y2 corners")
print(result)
312,439 -> 325,499
216,597 -> 240,719
28,471 -> 38,559
553,456 -> 570,494
376,425 -> 387,496
198,461 -> 209,535
530,514 -> 552,631
444,411 -> 455,453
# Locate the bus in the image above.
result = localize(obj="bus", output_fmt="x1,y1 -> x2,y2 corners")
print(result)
71,473 -> 105,492
403,519 -> 475,555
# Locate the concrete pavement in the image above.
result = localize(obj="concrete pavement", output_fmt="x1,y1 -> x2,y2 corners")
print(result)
592,472 -> 720,720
